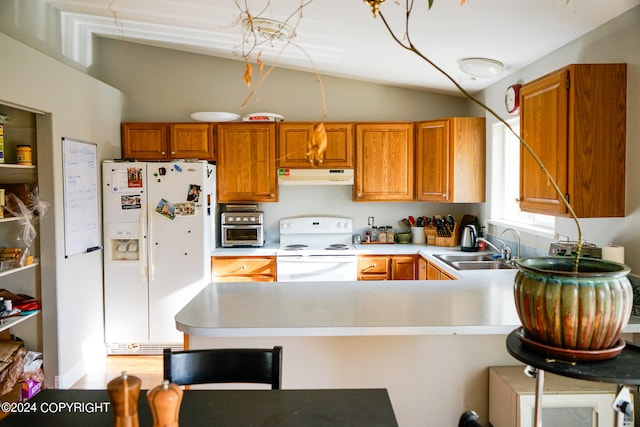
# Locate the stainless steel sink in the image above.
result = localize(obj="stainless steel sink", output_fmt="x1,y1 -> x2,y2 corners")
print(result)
449,261 -> 516,270
433,253 -> 516,271
434,254 -> 496,263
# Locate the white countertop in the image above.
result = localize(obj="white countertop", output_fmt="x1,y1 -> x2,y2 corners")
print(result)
175,275 -> 525,337
212,243 -> 279,256
196,245 -> 640,337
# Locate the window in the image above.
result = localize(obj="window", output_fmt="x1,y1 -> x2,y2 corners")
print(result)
496,120 -> 554,228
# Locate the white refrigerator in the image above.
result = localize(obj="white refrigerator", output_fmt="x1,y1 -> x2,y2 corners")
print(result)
102,160 -> 214,354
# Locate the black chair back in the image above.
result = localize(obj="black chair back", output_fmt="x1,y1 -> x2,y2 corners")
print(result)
163,346 -> 282,389
458,410 -> 484,427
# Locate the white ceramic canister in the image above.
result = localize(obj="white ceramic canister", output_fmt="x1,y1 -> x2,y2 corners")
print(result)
411,227 -> 426,244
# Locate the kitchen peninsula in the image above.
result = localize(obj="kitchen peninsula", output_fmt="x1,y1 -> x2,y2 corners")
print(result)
177,247 -> 639,426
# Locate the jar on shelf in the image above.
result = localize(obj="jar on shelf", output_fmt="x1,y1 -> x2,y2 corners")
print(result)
17,145 -> 32,166
386,227 -> 394,243
378,227 -> 387,243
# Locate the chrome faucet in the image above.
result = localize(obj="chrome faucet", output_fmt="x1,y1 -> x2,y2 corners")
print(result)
500,227 -> 521,260
477,237 -> 510,260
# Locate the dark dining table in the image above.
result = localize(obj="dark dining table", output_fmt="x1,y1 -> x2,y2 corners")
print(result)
0,387 -> 398,426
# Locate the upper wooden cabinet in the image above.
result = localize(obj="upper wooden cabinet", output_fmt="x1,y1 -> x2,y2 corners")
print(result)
277,122 -> 354,168
519,64 -> 626,217
415,118 -> 485,203
216,123 -> 278,203
354,123 -> 414,201
121,122 -> 215,160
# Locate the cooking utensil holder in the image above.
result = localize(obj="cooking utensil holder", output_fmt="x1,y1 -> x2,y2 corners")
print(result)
411,227 -> 426,244
435,222 -> 459,247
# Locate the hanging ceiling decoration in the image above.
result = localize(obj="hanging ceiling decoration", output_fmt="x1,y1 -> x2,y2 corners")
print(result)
243,17 -> 297,41
363,0 -> 386,18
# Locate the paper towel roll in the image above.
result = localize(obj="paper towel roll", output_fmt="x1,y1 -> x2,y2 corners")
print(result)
602,245 -> 625,264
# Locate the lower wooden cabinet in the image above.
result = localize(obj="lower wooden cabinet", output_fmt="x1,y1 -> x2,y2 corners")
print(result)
391,256 -> 419,280
211,256 -> 276,282
357,255 -> 419,281
424,259 -> 455,280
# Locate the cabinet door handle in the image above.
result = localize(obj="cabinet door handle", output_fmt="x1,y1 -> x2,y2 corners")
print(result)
171,151 -> 176,155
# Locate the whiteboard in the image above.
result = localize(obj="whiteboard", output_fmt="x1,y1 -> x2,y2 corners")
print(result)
62,137 -> 101,257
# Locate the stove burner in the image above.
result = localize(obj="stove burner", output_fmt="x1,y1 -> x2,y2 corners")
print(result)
283,244 -> 308,251
326,244 -> 349,250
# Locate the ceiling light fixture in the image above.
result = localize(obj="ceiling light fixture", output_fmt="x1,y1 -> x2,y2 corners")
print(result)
458,57 -> 504,78
244,17 -> 296,41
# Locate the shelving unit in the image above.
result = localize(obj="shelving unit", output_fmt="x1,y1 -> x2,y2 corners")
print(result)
0,164 -> 37,184
0,104 -> 42,377
0,217 -> 22,223
0,261 -> 39,279
0,312 -> 39,335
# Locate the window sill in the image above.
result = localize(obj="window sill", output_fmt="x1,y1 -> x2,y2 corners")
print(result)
486,219 -> 555,239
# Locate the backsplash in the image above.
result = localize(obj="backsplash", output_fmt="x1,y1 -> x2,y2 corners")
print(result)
256,185 -> 480,244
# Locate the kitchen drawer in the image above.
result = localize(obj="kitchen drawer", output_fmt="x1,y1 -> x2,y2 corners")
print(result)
357,255 -> 390,280
212,256 -> 276,278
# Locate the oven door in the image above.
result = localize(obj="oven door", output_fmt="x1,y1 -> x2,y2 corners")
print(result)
277,255 -> 357,282
221,225 -> 264,247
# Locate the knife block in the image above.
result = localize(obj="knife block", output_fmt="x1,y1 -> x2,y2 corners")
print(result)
435,222 -> 460,247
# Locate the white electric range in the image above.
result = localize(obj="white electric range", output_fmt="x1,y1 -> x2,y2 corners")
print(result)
277,216 -> 357,282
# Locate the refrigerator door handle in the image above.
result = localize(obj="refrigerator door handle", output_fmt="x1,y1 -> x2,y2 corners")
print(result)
147,203 -> 154,281
140,204 -> 149,282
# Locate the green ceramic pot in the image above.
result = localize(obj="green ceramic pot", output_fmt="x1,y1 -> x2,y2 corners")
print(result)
514,257 -> 632,351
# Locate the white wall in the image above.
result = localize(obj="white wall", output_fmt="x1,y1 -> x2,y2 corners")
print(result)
475,5 -> 640,272
96,38 -> 470,123
0,32 -> 124,388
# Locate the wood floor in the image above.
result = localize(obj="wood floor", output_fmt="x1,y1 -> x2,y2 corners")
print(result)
71,355 -> 163,390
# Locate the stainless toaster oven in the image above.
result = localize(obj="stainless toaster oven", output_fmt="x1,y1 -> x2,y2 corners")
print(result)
220,205 -> 264,247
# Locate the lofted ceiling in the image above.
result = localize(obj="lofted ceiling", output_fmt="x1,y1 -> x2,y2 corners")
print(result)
44,0 -> 640,95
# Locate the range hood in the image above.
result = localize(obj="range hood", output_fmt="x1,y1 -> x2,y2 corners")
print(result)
277,168 -> 354,186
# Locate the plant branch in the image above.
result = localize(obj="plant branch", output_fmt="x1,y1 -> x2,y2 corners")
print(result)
377,2 -> 582,269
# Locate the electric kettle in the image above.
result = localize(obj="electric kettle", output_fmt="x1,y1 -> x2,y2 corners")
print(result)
460,224 -> 478,252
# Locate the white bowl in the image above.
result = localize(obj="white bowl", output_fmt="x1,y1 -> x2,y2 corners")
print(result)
190,112 -> 240,122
